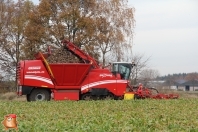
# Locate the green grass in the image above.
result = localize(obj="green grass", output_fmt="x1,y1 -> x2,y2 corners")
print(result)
1,99 -> 198,132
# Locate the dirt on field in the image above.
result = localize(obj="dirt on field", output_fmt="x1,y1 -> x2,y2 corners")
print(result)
158,89 -> 198,99
0,92 -> 26,101
178,92 -> 198,98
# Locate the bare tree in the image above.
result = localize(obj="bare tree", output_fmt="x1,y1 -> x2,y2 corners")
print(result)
0,0 -> 34,88
130,53 -> 151,85
138,69 -> 160,86
0,0 -> 18,81
94,0 -> 135,66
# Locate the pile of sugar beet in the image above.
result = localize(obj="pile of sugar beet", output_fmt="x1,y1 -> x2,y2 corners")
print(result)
46,46 -> 82,63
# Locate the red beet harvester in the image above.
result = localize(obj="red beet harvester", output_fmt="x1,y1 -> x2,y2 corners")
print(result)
16,40 -> 179,101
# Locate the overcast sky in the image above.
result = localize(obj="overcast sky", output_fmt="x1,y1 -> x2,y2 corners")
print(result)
128,0 -> 198,76
30,0 -> 198,76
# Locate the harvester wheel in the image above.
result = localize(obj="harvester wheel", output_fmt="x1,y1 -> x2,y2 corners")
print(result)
81,93 -> 93,100
103,93 -> 114,100
27,89 -> 51,102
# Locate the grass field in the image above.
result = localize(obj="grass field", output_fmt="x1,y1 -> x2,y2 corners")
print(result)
1,93 -> 198,132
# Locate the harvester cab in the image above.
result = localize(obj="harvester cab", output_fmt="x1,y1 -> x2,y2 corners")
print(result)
111,62 -> 135,80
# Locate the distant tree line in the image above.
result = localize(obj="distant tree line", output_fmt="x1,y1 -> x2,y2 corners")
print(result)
157,72 -> 198,81
156,72 -> 198,87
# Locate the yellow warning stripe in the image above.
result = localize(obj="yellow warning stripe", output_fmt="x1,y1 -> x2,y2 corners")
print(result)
39,52 -> 54,78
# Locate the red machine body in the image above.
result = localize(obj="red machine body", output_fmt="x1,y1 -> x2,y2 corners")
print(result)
17,40 -> 132,101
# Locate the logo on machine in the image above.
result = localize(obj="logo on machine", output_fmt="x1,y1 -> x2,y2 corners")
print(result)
26,71 -> 44,74
28,66 -> 41,70
99,73 -> 113,78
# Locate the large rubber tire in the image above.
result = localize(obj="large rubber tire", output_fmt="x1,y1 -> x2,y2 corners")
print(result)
27,89 -> 51,102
